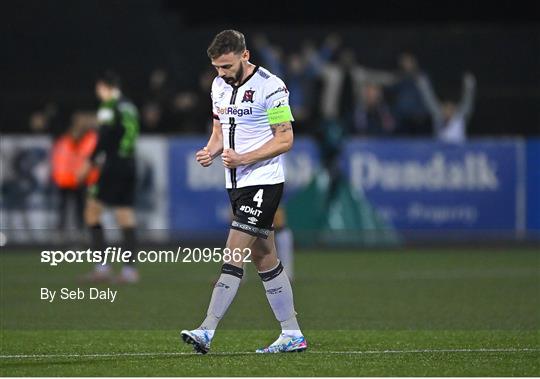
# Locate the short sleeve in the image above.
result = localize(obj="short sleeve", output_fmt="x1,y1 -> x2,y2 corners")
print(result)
263,76 -> 290,110
263,76 -> 294,123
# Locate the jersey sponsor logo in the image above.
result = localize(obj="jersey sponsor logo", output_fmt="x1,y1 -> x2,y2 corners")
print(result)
239,205 -> 263,217
265,86 -> 288,99
272,97 -> 288,108
247,216 -> 258,225
216,106 -> 253,117
241,89 -> 255,103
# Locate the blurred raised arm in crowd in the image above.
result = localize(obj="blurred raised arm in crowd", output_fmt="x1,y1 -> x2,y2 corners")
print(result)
417,71 -> 477,143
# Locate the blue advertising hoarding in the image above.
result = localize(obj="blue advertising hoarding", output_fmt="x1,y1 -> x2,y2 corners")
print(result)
526,138 -> 540,232
342,139 -> 526,232
168,137 -> 534,237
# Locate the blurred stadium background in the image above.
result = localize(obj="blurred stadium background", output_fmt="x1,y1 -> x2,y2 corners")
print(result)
1,1 -> 539,247
0,1 -> 539,376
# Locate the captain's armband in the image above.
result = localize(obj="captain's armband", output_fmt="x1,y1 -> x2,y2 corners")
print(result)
267,106 -> 293,124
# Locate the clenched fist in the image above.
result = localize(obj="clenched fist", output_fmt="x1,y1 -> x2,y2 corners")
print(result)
221,148 -> 243,169
195,147 -> 213,167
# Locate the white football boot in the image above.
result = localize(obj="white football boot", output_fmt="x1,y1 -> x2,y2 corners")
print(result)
256,333 -> 308,353
180,329 -> 213,354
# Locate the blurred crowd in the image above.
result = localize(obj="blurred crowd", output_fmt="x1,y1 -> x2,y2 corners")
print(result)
248,33 -> 476,144
29,33 -> 476,144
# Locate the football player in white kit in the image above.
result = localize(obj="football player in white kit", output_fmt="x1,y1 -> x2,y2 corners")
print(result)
180,30 -> 307,354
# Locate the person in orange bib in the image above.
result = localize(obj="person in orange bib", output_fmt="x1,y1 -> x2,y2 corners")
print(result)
51,112 -> 99,236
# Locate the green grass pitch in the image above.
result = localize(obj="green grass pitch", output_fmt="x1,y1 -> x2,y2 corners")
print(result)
1,248 -> 539,376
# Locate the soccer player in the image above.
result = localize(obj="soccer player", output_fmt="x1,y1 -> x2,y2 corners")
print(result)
79,71 -> 140,284
181,30 -> 307,354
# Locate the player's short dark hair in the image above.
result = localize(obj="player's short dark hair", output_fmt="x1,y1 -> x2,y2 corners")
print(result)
96,70 -> 121,88
207,30 -> 246,60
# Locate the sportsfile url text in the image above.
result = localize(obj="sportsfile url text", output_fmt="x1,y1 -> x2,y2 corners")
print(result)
40,247 -> 252,266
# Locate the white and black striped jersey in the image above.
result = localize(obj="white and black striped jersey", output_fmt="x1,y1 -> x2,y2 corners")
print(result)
211,65 -> 293,189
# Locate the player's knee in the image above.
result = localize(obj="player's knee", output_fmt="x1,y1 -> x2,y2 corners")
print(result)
251,250 -> 264,265
251,241 -> 273,259
115,208 -> 136,227
85,213 -> 99,226
84,203 -> 100,225
253,255 -> 279,273
251,247 -> 278,270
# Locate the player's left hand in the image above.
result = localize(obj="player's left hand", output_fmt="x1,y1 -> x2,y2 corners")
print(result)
221,148 -> 243,169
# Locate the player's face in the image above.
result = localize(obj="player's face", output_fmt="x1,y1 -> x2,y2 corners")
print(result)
211,51 -> 248,85
95,82 -> 112,101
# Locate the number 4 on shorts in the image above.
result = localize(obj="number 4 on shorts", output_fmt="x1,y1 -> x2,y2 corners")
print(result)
253,189 -> 264,207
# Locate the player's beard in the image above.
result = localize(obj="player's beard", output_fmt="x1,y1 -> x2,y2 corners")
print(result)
222,65 -> 243,86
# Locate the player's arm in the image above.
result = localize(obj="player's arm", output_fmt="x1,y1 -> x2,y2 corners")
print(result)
89,123 -> 113,165
222,121 -> 293,168
118,103 -> 139,157
196,119 -> 223,167
77,124 -> 109,183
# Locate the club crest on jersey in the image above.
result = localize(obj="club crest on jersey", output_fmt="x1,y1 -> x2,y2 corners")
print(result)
242,89 -> 255,103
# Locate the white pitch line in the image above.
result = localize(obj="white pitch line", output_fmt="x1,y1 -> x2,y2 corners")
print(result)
281,348 -> 540,356
1,348 -> 539,360
0,352 -> 202,359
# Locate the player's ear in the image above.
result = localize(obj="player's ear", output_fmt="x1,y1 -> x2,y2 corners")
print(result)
241,49 -> 250,62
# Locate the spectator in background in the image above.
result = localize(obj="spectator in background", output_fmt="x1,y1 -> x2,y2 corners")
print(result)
315,38 -> 347,124
29,103 -> 59,135
141,68 -> 172,132
141,102 -> 162,131
417,72 -> 476,143
354,82 -> 395,136
29,112 -> 48,133
254,34 -> 339,134
51,111 -> 99,238
319,45 -> 398,135
389,52 -> 432,136
291,36 -> 341,132
148,68 -> 171,103
312,43 -> 350,173
170,91 -> 199,133
284,53 -> 309,130
169,68 -> 214,134
252,34 -> 285,78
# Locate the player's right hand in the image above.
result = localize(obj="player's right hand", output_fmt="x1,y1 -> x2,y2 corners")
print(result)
195,147 -> 213,167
